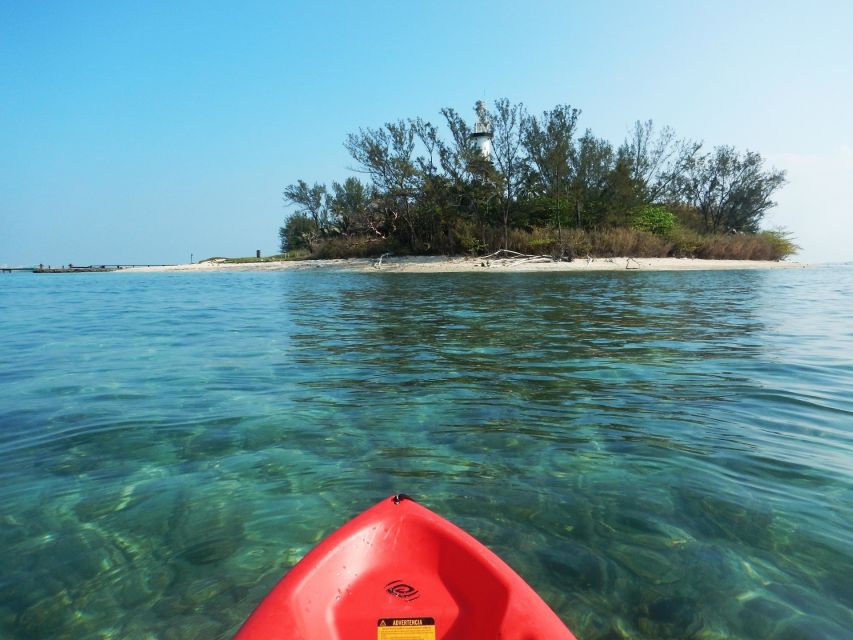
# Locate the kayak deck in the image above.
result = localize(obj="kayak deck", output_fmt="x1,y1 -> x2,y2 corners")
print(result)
234,495 -> 577,639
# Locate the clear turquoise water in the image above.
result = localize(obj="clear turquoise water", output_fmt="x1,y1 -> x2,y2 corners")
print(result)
1,267 -> 851,639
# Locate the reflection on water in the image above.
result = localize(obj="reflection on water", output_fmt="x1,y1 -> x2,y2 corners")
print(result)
0,267 -> 851,639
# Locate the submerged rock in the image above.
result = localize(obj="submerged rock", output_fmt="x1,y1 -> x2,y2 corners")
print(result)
111,478 -> 184,540
17,591 -> 72,639
183,575 -> 235,607
73,485 -> 137,522
540,544 -> 613,592
162,614 -> 222,640
645,595 -> 700,626
44,452 -> 101,476
114,565 -> 174,608
180,421 -> 243,462
738,595 -> 798,638
609,543 -> 682,585
221,544 -> 282,587
169,487 -> 247,566
774,615 -> 850,640
178,537 -> 241,565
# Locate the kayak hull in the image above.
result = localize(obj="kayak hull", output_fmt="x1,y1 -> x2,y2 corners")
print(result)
234,495 -> 577,639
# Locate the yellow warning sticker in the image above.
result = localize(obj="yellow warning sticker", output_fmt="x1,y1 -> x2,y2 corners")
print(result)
377,617 -> 436,640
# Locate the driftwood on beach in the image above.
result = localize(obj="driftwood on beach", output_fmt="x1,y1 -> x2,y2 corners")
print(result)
478,249 -> 573,267
372,252 -> 392,268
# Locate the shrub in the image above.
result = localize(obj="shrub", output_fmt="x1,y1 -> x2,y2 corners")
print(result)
667,226 -> 704,257
310,236 -> 400,259
759,228 -> 800,260
452,221 -> 488,256
630,205 -> 676,235
564,229 -> 592,257
678,228 -> 799,261
586,228 -> 672,257
507,228 -> 560,255
301,224 -> 797,261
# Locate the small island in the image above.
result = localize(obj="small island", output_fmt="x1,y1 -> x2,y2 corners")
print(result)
278,99 -> 797,264
121,255 -> 805,274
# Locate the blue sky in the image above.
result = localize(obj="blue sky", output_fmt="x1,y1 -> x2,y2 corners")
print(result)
2,0 -> 851,265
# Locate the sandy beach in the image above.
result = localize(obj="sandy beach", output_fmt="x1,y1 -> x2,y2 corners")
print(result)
121,256 -> 808,273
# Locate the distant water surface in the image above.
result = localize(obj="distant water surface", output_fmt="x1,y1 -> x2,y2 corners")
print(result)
0,266 -> 851,639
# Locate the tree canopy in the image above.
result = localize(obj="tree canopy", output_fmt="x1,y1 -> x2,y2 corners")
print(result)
279,99 -> 789,259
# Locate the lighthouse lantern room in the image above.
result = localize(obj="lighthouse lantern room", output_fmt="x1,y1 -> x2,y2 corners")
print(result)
470,100 -> 493,160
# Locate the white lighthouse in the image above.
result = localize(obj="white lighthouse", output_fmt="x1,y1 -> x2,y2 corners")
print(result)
469,100 -> 493,160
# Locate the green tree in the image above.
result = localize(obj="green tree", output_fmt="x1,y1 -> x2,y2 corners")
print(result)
345,121 -> 419,247
329,177 -> 372,235
283,180 -> 330,234
412,117 -> 440,179
439,105 -> 500,247
437,107 -> 478,185
680,146 -> 786,233
487,98 -> 528,249
570,131 -> 614,228
602,154 -> 643,227
523,104 -> 580,249
620,120 -> 701,203
279,212 -> 317,252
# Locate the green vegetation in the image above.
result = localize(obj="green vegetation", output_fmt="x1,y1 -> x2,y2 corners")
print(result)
280,100 -> 795,261
202,253 -> 309,264
630,205 -> 676,236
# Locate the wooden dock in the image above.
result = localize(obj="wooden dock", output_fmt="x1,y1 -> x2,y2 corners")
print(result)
2,264 -> 177,273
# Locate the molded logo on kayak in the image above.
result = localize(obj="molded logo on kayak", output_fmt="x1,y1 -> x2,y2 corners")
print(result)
377,617 -> 436,640
385,579 -> 420,602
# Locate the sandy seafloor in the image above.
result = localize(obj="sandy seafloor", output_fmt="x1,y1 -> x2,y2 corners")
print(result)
3,261 -> 851,640
122,256 -> 808,274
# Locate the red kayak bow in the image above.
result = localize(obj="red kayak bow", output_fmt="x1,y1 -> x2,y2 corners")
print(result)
234,495 -> 577,639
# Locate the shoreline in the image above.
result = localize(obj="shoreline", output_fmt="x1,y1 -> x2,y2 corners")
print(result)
120,256 -> 809,274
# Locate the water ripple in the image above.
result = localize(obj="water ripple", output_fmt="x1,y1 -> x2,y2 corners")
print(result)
0,267 -> 851,638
